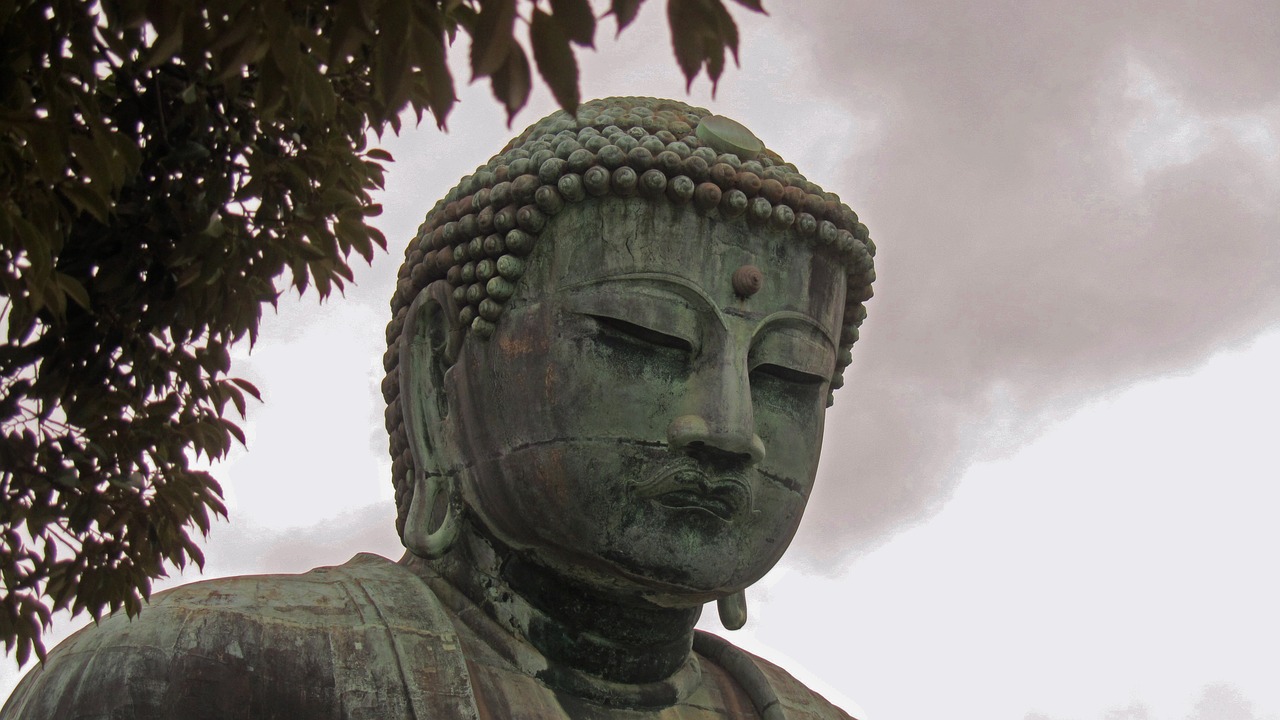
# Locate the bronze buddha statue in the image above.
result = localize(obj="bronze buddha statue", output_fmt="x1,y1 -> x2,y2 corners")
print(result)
1,97 -> 876,719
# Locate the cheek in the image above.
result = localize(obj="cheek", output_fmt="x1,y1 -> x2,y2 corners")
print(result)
752,397 -> 827,495
543,315 -> 688,441
454,306 -> 565,447
485,445 -> 605,549
745,483 -> 810,569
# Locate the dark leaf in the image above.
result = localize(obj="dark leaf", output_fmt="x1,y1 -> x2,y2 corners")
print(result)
412,2 -> 457,128
610,0 -> 646,34
666,0 -> 737,90
530,8 -> 580,113
446,3 -> 478,36
227,386 -> 247,418
710,0 -> 740,66
490,44 -> 532,124
230,378 -> 263,402
667,0 -> 706,87
328,0 -> 371,66
59,182 -> 112,224
469,0 -> 517,79
144,22 -> 184,68
217,35 -> 270,82
222,419 -> 247,448
728,0 -> 766,12
55,273 -> 91,311
374,0 -> 414,118
15,637 -> 29,667
21,122 -> 68,183
550,0 -> 597,47
69,135 -> 115,191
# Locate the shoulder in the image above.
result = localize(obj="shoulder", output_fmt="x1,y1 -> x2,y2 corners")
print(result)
0,554 -> 449,720
750,653 -> 857,720
694,631 -> 857,720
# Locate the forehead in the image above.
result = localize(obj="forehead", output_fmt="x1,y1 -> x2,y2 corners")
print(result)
513,198 -> 846,335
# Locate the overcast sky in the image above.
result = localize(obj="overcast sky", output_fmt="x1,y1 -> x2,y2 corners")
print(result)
6,2 -> 1279,718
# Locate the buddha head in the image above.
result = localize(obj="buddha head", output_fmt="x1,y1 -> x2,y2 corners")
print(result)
383,97 -> 875,611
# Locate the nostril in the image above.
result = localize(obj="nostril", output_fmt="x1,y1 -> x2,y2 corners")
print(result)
688,443 -> 753,469
667,414 -> 767,465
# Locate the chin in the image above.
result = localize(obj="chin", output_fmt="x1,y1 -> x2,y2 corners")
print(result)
506,507 -> 797,604
461,442 -> 807,599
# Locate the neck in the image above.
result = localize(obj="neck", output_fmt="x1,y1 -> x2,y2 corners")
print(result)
408,522 -> 701,685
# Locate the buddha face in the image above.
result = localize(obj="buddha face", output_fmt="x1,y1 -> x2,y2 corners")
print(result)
443,198 -> 846,604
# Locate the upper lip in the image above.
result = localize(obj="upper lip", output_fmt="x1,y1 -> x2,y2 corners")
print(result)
631,460 -> 752,522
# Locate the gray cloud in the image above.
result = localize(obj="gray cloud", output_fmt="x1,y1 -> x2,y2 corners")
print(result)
1187,684 -> 1262,720
1023,683 -> 1265,720
783,1 -> 1280,559
1105,703 -> 1151,720
198,503 -> 404,577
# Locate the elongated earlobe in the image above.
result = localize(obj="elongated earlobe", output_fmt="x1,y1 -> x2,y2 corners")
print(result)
718,590 -> 748,631
402,468 -> 460,559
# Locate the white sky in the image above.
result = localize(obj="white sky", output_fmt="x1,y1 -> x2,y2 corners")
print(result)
6,3 -> 1280,718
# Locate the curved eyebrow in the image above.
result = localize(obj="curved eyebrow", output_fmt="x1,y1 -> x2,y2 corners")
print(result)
561,272 -> 728,330
752,310 -> 838,349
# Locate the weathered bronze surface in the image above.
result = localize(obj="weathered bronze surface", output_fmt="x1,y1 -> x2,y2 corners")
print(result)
2,98 -> 875,719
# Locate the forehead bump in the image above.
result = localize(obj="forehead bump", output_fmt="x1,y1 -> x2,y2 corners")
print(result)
732,265 -> 764,298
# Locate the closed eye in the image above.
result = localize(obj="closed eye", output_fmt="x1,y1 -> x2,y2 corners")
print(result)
751,363 -> 827,386
591,315 -> 693,353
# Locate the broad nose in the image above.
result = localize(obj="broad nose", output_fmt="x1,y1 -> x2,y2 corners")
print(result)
666,333 -> 766,465
666,353 -> 767,467
668,414 -> 766,465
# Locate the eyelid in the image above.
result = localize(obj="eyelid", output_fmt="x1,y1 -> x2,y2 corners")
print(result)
563,288 -> 701,352
749,330 -> 835,380
590,315 -> 693,352
752,363 -> 829,385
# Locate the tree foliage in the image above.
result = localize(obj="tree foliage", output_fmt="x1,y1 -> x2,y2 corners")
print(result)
0,0 -> 763,666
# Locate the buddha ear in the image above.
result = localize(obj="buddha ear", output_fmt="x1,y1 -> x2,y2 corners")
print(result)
399,280 -> 465,557
401,280 -> 465,462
